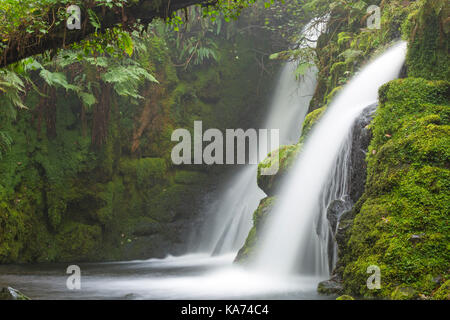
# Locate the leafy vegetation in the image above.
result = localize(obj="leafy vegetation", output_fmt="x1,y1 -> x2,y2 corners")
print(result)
0,0 -> 280,263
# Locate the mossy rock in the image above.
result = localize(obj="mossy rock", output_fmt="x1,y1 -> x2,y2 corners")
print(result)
119,157 -> 168,188
54,222 -> 102,262
257,144 -> 301,196
235,197 -> 275,263
300,106 -> 327,141
318,276 -> 344,295
405,0 -> 449,81
391,286 -> 418,300
340,78 -> 450,299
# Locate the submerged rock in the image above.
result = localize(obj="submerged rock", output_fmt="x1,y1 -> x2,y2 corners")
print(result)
317,275 -> 344,295
0,287 -> 30,300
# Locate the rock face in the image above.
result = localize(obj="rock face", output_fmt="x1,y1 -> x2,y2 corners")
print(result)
0,287 -> 30,300
326,197 -> 352,233
320,105 -> 376,291
348,104 -> 375,203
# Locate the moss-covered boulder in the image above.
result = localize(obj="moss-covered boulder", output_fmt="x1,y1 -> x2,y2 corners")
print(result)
234,197 -> 275,263
257,145 -> 300,196
256,106 -> 327,196
338,78 -> 450,299
318,275 -> 344,295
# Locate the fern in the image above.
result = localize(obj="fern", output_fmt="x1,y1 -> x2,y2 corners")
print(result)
0,130 -> 12,159
101,63 -> 158,99
39,69 -> 80,92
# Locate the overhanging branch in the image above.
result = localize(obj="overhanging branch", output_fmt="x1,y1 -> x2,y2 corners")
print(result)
0,0 -> 216,68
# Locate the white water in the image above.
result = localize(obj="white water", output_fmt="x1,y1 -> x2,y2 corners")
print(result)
253,42 -> 407,275
192,22 -> 321,256
192,61 -> 318,255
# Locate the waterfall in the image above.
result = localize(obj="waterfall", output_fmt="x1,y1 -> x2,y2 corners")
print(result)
191,61 -> 319,256
189,20 -> 325,256
253,42 -> 407,275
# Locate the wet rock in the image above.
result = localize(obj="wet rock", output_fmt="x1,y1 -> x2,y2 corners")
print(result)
349,104 -> 375,202
326,197 -> 352,233
317,275 -> 344,295
0,287 -> 30,300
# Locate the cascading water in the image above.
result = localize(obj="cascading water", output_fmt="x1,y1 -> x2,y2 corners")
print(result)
253,42 -> 407,276
191,21 -> 322,256
192,61 -> 318,255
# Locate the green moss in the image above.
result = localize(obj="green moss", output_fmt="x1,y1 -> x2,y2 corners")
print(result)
54,222 -> 102,262
174,170 -> 207,185
432,280 -> 450,300
235,197 -> 275,263
340,78 -> 450,299
257,144 -> 301,195
405,0 -> 449,80
300,106 -> 327,140
391,286 -> 418,300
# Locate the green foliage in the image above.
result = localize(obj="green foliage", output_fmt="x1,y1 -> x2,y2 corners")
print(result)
432,280 -> 450,300
174,170 -> 207,185
54,222 -> 102,262
404,0 -> 449,80
101,62 -> 159,99
0,131 -> 12,159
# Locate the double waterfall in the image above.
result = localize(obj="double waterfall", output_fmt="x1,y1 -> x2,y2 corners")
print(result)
184,37 -> 406,293
191,26 -> 321,256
